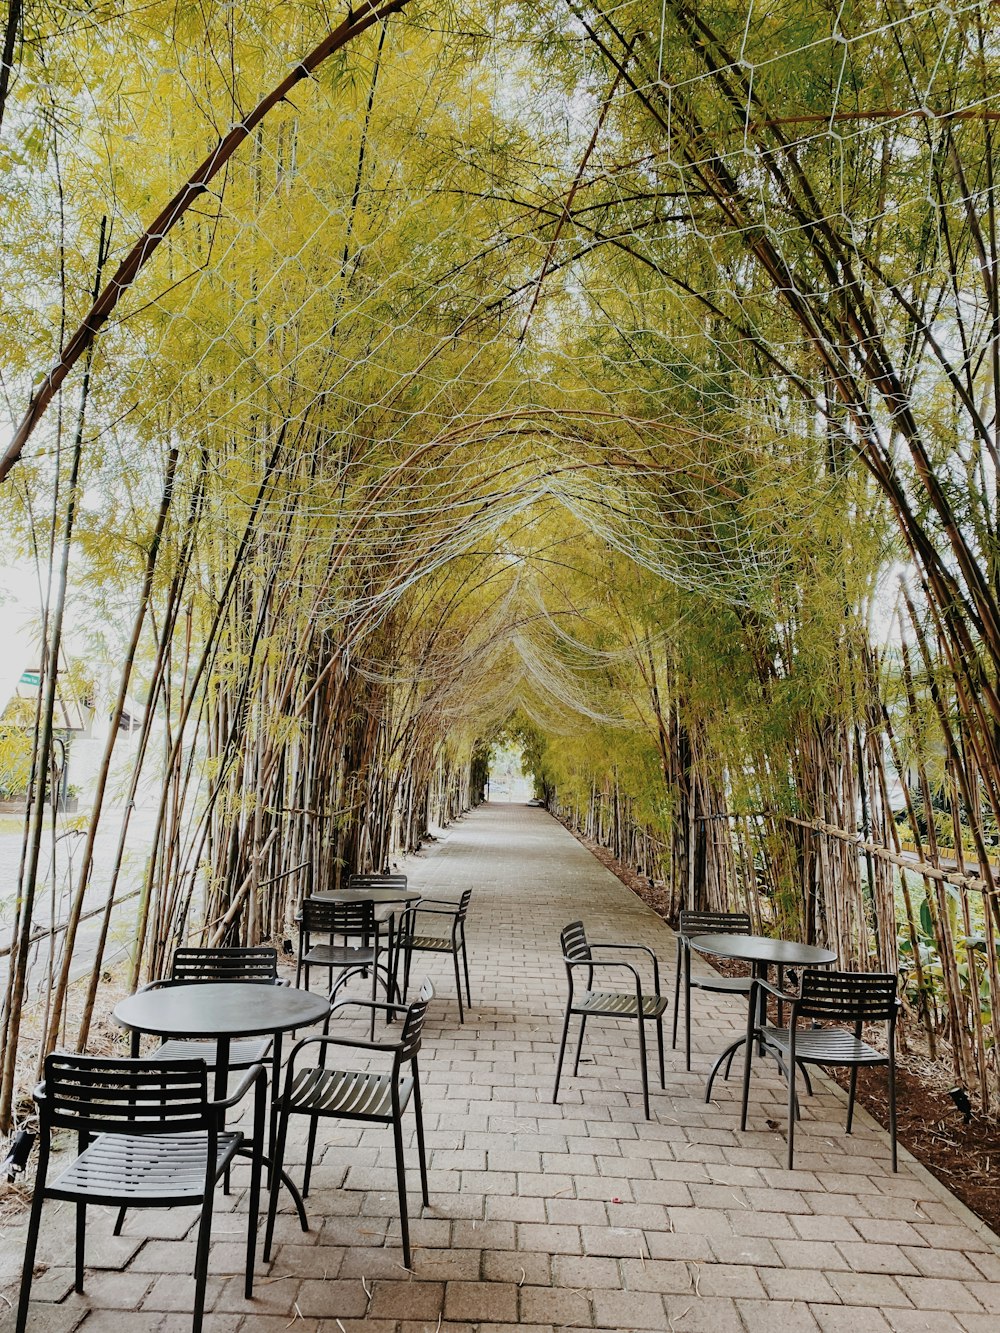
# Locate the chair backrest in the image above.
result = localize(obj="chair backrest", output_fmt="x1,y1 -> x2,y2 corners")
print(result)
41,1053 -> 211,1136
679,910 -> 752,937
347,872 -> 408,892
170,946 -> 279,985
302,897 -> 375,940
453,888 -> 473,922
796,969 -> 898,1024
561,920 -> 591,963
397,979 -> 434,1061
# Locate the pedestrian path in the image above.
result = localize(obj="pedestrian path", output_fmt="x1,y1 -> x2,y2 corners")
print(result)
4,802 -> 999,1332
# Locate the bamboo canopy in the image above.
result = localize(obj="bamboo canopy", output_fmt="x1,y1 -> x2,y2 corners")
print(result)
1,0 -> 1000,1129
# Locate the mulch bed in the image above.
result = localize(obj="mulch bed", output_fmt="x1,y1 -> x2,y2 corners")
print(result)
567,822 -> 1000,1238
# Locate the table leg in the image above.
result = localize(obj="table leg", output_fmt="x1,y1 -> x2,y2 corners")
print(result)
214,1036 -> 231,1103
268,1032 -> 283,1170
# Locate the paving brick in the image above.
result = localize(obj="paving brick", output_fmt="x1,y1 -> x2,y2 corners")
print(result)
520,1285 -> 592,1326
368,1279 -> 445,1319
737,1299 -> 820,1331
591,1289 -> 669,1328
444,1279 -> 518,1322
810,1308 -> 894,1332
825,1272 -> 912,1307
661,1293 -> 745,1330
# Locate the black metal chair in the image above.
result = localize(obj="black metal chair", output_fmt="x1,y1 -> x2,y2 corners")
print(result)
296,897 -> 380,1006
16,1053 -> 265,1333
672,910 -> 754,1072
142,946 -> 286,1071
399,888 -> 472,1022
263,979 -> 434,1268
739,968 -> 900,1170
346,872 -> 411,999
553,920 -> 667,1120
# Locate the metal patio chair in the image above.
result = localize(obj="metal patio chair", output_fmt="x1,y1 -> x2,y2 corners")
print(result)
141,945 -> 287,1071
296,897 -> 381,1013
399,888 -> 473,1022
263,979 -> 434,1268
553,920 -> 667,1120
739,967 -> 900,1169
15,1053 -> 265,1333
672,910 -> 754,1071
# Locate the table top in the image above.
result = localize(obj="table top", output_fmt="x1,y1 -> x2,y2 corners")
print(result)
688,933 -> 837,967
113,981 -> 331,1040
311,888 -> 423,905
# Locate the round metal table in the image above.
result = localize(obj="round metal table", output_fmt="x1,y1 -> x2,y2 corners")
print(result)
688,933 -> 837,1101
113,980 -> 329,1118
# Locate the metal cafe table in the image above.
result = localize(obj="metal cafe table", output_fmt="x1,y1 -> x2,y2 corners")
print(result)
688,933 -> 837,1102
113,981 -> 331,1153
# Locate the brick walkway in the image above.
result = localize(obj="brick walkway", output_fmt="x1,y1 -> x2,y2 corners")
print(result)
4,802 -> 999,1332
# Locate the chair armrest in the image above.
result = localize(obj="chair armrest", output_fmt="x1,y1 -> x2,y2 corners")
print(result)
214,1062 -> 266,1110
403,906 -> 457,919
328,996 -> 411,1018
750,976 -> 799,1004
135,978 -> 171,993
408,897 -> 454,908
589,943 -> 661,991
299,1033 -> 399,1055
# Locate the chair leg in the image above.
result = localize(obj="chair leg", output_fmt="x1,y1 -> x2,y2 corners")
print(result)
671,938 -> 682,1051
392,1112 -> 412,1268
461,933 -> 472,1007
739,991 -> 756,1132
553,1005 -> 573,1104
637,1011 -> 651,1120
887,1060 -> 898,1172
403,940 -> 413,1003
370,949 -> 379,1041
192,1187 -> 215,1333
112,1205 -> 128,1236
245,1078 -> 266,1297
453,947 -> 465,1024
786,1055 -> 797,1170
413,1069 -> 430,1206
684,946 -> 693,1072
656,1015 -> 666,1089
572,1014 -> 588,1076
263,1106 -> 292,1262
75,1201 -> 86,1293
302,1115 -> 320,1198
15,1170 -> 46,1333
846,1066 -> 859,1134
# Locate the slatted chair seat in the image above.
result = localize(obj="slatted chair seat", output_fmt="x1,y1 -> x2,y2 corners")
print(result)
404,933 -> 451,952
760,1027 -> 886,1065
553,921 -> 668,1120
155,1037 -> 273,1067
578,990 -> 668,1019
48,1131 -> 243,1204
287,1067 -> 414,1121
299,942 -> 375,969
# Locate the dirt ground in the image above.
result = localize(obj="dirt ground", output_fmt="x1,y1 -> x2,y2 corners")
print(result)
569,825 -> 1000,1238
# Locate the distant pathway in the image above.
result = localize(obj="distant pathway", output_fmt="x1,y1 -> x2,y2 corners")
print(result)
4,801 -> 999,1332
